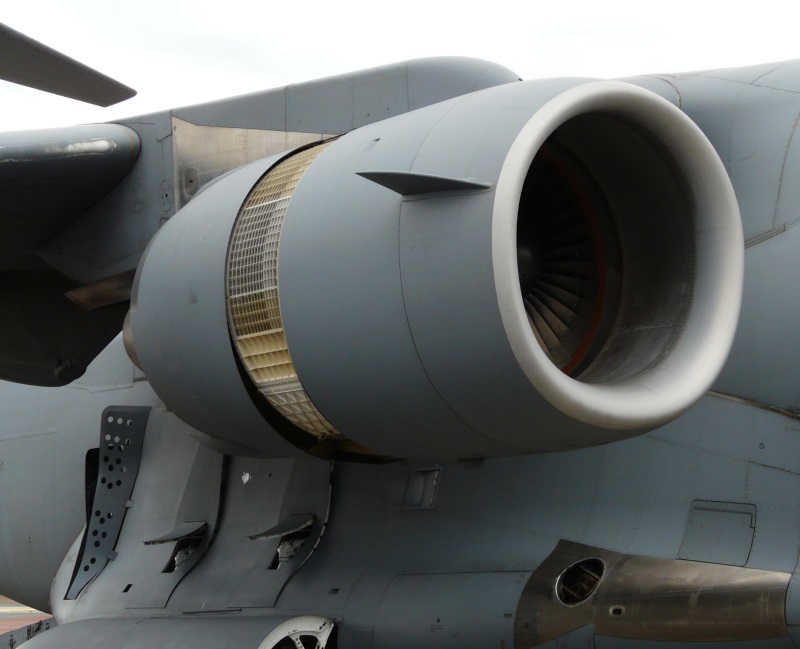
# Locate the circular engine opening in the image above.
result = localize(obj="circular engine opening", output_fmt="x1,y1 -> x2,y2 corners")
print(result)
518,114 -> 695,384
495,81 -> 742,431
517,141 -> 621,377
556,557 -> 605,606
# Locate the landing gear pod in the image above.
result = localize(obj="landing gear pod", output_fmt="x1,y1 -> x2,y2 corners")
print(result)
128,78 -> 743,459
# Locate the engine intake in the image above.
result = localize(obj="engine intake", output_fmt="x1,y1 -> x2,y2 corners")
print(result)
127,78 -> 743,459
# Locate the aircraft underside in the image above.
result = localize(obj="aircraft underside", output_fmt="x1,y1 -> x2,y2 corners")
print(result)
0,334 -> 797,649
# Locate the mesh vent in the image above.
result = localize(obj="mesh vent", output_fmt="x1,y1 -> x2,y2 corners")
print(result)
226,143 -> 342,440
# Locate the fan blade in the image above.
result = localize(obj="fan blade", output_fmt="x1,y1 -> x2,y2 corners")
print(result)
0,23 -> 136,107
517,143 -> 618,376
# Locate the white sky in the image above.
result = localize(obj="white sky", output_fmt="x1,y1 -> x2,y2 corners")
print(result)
2,0 -> 800,131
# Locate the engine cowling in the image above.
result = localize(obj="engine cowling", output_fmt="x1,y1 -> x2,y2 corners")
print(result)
126,78 -> 743,459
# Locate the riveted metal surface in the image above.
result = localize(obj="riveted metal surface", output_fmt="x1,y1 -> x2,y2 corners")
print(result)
515,540 -> 790,647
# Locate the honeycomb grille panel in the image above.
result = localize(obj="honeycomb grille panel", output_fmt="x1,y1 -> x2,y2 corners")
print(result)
226,143 -> 341,439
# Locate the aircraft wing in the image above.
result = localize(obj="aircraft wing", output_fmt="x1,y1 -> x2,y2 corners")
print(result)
0,124 -> 140,385
0,23 -> 135,106
0,22 -> 139,385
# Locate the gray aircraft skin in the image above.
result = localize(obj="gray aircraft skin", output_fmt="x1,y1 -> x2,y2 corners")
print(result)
1,24 -> 800,649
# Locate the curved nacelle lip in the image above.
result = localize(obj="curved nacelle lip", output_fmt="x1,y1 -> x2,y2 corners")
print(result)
493,80 -> 744,430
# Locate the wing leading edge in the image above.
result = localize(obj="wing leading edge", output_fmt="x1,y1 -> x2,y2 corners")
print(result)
0,23 -> 136,106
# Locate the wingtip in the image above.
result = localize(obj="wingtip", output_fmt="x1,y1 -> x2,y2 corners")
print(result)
0,22 -> 138,107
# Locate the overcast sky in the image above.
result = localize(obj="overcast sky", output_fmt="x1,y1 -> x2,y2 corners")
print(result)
2,1 -> 799,131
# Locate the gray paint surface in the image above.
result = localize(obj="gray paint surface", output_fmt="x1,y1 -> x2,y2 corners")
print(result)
1,45 -> 800,649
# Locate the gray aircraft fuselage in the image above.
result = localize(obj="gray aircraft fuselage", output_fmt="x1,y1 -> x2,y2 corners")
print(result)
1,56 -> 800,649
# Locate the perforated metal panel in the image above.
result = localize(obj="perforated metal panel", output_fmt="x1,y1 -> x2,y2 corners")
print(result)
226,143 -> 342,440
66,406 -> 149,599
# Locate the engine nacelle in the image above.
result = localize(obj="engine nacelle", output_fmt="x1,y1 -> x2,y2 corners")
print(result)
127,78 -> 743,459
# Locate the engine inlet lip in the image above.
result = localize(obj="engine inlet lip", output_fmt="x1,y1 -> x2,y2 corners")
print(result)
492,80 -> 743,431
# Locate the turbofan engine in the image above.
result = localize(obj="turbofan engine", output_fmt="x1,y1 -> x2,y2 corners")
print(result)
125,78 -> 743,459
